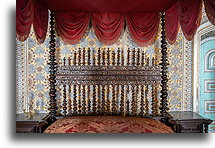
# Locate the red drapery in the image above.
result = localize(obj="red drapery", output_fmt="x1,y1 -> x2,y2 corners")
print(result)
177,0 -> 202,41
126,12 -> 159,47
92,12 -> 125,45
55,11 -> 90,45
16,0 -> 48,43
165,0 -> 202,44
33,0 -> 48,43
165,3 -> 179,45
204,0 -> 215,26
16,0 -> 33,42
16,0 -> 215,46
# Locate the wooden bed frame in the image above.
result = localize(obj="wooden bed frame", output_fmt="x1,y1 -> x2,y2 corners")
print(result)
41,11 -> 172,131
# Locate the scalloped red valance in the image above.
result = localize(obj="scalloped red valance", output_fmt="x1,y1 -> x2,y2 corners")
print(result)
16,0 -> 215,46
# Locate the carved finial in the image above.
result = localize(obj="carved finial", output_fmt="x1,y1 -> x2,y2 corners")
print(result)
132,48 -> 136,66
141,51 -> 145,66
112,50 -> 116,66
137,48 -> 140,66
63,57 -> 66,66
107,48 -> 111,66
121,49 -> 124,66
78,48 -> 81,65
73,51 -> 77,65
117,48 -> 120,65
83,48 -> 86,65
68,57 -> 71,66
87,48 -> 91,65
127,48 -> 130,66
98,48 -> 101,65
102,48 -> 106,65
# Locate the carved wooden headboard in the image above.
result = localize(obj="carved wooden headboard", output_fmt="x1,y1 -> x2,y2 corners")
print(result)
56,47 -> 161,117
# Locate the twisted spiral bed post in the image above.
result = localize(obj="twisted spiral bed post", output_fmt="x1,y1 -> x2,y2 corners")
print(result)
48,10 -> 58,122
160,12 -> 169,123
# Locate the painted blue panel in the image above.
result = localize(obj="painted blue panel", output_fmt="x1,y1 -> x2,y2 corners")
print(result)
200,40 -> 215,132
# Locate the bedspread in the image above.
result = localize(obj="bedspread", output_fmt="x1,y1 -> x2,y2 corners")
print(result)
44,116 -> 174,133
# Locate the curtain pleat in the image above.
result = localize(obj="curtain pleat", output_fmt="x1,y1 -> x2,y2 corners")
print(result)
55,11 -> 90,44
165,3 -> 179,45
204,0 -> 215,26
92,12 -> 125,45
126,12 -> 159,46
16,0 -> 33,42
177,0 -> 202,41
33,0 -> 48,44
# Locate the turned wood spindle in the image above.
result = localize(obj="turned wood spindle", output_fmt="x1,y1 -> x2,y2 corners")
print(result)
68,85 -> 72,115
115,85 -> 120,114
126,85 -> 130,116
62,85 -> 67,116
120,85 -> 125,116
97,85 -> 101,114
145,85 -> 149,116
77,85 -> 82,115
48,11 -> 57,121
152,84 -> 159,116
92,85 -> 97,114
101,85 -> 106,114
159,12 -> 169,123
87,85 -> 91,114
139,85 -> 145,117
73,85 -> 78,115
106,85 -> 111,115
82,85 -> 87,115
131,85 -> 137,116
112,85 -> 117,115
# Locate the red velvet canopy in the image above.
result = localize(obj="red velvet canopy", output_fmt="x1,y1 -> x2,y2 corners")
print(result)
16,0 -> 215,46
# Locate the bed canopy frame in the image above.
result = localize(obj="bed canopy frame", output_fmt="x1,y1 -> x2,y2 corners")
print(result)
16,0 -> 215,130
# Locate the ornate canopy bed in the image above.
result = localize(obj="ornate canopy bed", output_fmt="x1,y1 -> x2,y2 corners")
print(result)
16,0 -> 215,133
